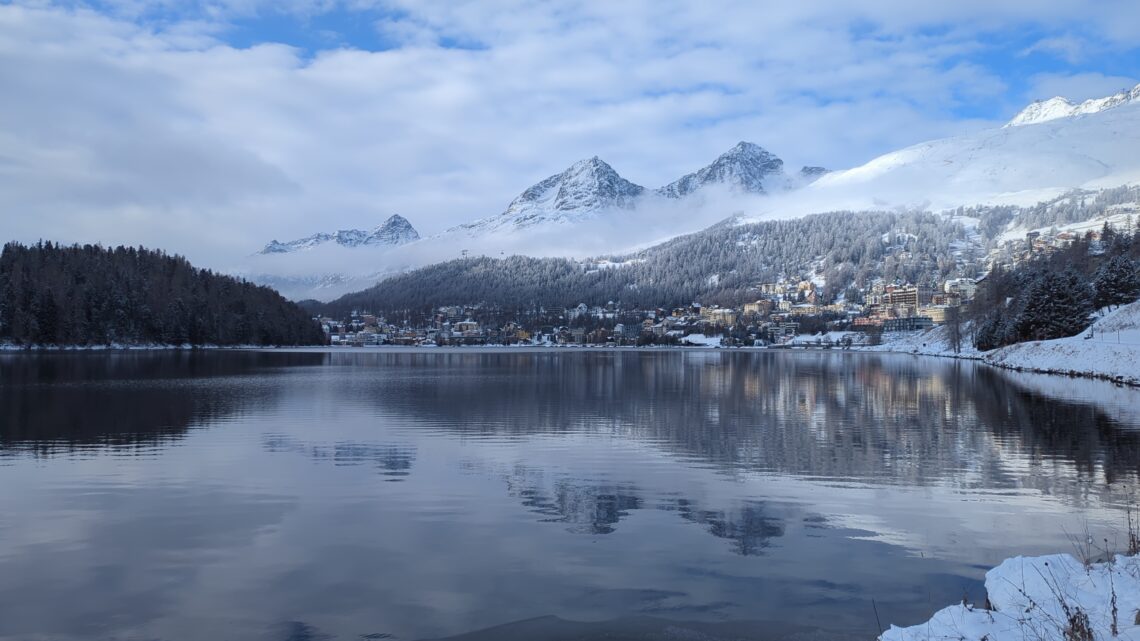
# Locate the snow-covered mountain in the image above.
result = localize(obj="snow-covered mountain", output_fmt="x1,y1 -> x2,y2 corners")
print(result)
450,157 -> 646,235
247,85 -> 1140,302
794,91 -> 1140,215
259,214 -> 419,254
449,142 -> 801,237
658,141 -> 787,198
1005,83 -> 1140,127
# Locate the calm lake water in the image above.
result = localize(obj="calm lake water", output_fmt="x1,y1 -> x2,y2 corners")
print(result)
2,349 -> 1140,641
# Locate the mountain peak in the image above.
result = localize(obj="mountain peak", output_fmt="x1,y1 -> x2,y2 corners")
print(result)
658,141 -> 786,198
368,214 -> 420,245
258,215 -> 419,254
1007,83 -> 1140,127
727,141 -> 765,155
508,156 -> 644,216
564,155 -> 619,177
450,157 -> 646,234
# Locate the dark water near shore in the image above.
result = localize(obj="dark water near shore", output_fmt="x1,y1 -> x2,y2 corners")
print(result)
2,349 -> 1140,641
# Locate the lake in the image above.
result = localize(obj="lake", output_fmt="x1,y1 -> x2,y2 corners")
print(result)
2,349 -> 1139,641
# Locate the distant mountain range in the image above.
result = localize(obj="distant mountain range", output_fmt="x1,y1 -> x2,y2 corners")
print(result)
447,141 -> 823,235
248,83 -> 1140,301
256,141 -> 825,248
259,214 -> 420,254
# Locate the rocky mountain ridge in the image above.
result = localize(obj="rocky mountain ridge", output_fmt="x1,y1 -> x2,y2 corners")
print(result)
452,141 -> 806,235
259,214 -> 420,254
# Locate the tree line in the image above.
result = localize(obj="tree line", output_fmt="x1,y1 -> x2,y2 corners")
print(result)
0,242 -> 325,347
321,209 -> 976,317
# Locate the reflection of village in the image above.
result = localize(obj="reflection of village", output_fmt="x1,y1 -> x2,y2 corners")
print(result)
318,276 -> 977,347
348,349 -> 1140,552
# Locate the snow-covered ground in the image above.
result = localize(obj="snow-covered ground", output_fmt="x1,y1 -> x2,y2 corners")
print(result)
678,333 -> 725,347
997,208 -> 1140,245
848,300 -> 1140,386
882,552 -> 1140,641
785,330 -> 860,346
850,324 -> 985,359
984,301 -> 1140,386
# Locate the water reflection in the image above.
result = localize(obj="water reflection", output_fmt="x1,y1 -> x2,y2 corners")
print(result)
334,350 -> 1140,494
0,351 -> 325,454
510,479 -> 643,535
1,349 -> 1139,641
668,499 -> 786,557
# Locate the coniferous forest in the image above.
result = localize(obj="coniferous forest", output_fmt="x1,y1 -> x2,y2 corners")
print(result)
973,223 -> 1140,350
0,242 -> 325,347
321,210 -> 974,317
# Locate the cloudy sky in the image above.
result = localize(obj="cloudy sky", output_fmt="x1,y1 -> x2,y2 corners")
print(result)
1,0 -> 1138,267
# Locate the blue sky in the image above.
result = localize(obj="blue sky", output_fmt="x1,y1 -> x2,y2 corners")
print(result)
1,0 -> 1138,264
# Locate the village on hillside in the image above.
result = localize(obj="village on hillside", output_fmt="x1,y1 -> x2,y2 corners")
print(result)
317,223 -> 1120,348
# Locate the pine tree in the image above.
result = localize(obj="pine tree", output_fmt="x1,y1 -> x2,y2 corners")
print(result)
1015,269 -> 1093,341
32,287 -> 59,345
975,311 -> 1012,351
1093,255 -> 1140,309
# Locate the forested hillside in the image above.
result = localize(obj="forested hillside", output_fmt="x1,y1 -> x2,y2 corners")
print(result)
323,210 -> 976,315
953,185 -> 1140,243
973,223 -> 1140,349
0,242 -> 324,346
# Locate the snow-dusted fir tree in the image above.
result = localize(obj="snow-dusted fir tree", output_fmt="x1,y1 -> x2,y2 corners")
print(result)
1093,255 -> 1140,309
1016,269 -> 1093,341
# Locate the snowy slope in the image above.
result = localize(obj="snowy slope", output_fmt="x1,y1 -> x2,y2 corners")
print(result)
796,100 -> 1140,214
1007,83 -> 1140,127
983,300 -> 1140,386
259,214 -> 420,254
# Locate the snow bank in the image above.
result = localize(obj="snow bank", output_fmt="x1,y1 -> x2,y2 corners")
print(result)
984,301 -> 1140,386
786,331 -> 858,346
882,553 -> 1140,641
854,323 -> 983,359
849,301 -> 1140,386
679,333 -> 724,347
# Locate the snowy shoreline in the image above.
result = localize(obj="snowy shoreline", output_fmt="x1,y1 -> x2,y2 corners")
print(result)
4,301 -> 1138,388
854,299 -> 1140,387
881,552 -> 1140,641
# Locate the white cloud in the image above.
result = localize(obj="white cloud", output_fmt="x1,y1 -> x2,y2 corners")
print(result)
0,1 -> 1138,269
1021,35 -> 1089,64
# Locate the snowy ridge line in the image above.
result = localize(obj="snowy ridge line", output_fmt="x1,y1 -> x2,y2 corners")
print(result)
881,552 -> 1140,641
1007,83 -> 1140,127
